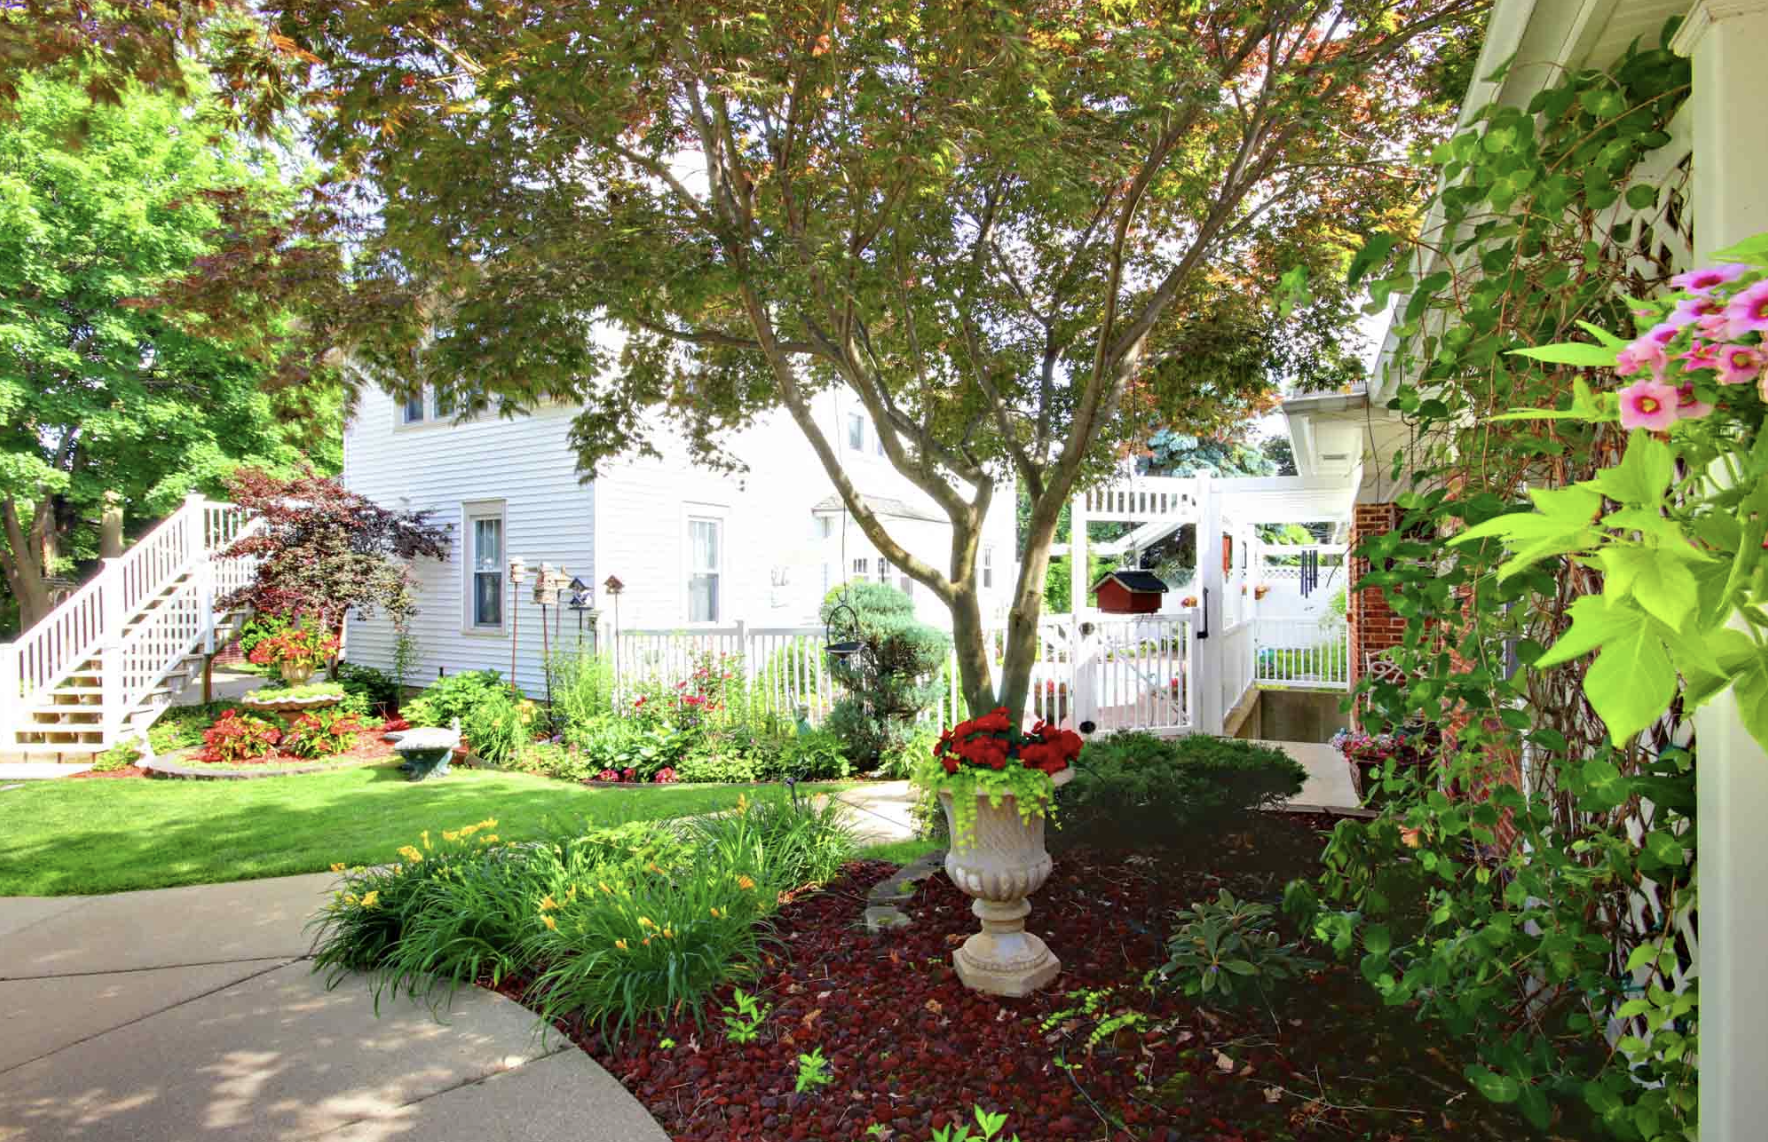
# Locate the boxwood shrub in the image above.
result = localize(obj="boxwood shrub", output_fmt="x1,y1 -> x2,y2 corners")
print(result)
1056,732 -> 1307,850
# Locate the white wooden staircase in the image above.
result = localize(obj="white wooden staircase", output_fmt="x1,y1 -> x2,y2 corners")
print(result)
1,495 -> 261,759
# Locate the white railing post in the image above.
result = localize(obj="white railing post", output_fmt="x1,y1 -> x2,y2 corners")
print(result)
1194,472 -> 1224,734
0,641 -> 16,747
98,557 -> 124,743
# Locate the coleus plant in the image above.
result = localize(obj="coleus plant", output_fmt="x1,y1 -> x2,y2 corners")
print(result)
1451,233 -> 1768,751
914,708 -> 1083,843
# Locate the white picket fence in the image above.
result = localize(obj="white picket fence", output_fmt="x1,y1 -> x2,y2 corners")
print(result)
1252,616 -> 1350,690
607,611 -> 1207,736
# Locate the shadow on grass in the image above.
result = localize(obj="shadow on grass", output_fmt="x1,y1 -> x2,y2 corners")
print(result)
0,767 -> 832,897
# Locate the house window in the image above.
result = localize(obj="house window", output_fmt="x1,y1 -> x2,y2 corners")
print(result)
466,505 -> 504,629
848,412 -> 865,451
688,517 -> 722,623
815,515 -> 833,539
852,557 -> 869,578
403,394 -> 426,424
433,386 -> 454,418
876,558 -> 891,584
982,545 -> 995,589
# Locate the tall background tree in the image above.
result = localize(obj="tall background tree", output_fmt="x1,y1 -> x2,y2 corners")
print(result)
0,72 -> 340,635
238,0 -> 1486,718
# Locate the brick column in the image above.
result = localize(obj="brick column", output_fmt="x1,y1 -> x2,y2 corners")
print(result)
1347,503 -> 1404,719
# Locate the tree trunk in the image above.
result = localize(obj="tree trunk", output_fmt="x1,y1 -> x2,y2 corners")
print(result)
0,498 -> 54,631
995,484 -> 1067,724
947,581 -> 996,716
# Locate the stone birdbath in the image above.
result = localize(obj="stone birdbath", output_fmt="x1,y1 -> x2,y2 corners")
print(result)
241,686 -> 344,718
939,765 -> 1074,997
388,720 -> 461,781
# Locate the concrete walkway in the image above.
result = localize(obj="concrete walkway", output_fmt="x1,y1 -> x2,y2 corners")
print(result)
0,875 -> 666,1142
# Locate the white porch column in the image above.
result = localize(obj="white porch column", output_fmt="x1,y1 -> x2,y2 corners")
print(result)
1672,6 -> 1768,1138
1194,472 -> 1225,734
1068,489 -> 1090,616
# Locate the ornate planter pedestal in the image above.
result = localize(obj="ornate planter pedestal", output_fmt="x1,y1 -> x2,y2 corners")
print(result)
939,766 -> 1072,997
279,661 -> 315,686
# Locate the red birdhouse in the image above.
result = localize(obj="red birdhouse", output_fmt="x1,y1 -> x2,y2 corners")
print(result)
1090,570 -> 1170,614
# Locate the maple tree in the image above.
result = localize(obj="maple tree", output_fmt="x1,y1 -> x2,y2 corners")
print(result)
7,1 -> 1484,716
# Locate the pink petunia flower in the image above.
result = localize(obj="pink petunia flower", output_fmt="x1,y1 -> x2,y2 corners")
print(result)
1670,264 -> 1750,294
1644,320 -> 1684,346
1675,382 -> 1714,420
1617,379 -> 1680,432
1698,314 -> 1732,339
1678,339 -> 1722,372
1673,296 -> 1724,325
1615,338 -> 1668,379
1717,344 -> 1763,386
1723,279 -> 1768,338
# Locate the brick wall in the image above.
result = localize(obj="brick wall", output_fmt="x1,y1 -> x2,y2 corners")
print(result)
1347,503 -> 1404,713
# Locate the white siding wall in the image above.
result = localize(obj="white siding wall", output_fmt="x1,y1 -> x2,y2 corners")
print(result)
341,386 -> 594,696
341,385 -> 1021,692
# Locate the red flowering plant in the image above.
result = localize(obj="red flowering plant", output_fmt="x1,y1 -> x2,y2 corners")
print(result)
198,709 -> 282,763
913,706 -> 1083,842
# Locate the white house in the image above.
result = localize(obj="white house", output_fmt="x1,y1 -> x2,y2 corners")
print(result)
338,384 -> 1019,694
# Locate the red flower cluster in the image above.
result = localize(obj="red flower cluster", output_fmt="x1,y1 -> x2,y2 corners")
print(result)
199,709 -> 282,763
932,707 -> 1082,777
653,767 -> 678,784
247,627 -> 340,669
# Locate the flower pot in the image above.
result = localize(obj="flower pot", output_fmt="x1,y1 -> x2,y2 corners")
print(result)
938,766 -> 1073,997
279,661 -> 315,686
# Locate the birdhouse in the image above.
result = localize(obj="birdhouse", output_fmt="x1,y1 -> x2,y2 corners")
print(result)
531,563 -> 569,607
1090,570 -> 1169,614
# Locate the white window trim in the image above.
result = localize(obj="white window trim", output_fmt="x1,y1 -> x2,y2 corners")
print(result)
461,499 -> 508,636
681,502 -> 730,626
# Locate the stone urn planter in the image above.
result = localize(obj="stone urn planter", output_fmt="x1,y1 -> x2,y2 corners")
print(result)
279,660 -> 315,686
939,765 -> 1073,997
241,689 -> 343,717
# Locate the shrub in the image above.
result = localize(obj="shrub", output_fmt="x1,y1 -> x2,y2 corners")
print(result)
280,708 -> 367,759
338,662 -> 402,712
819,583 -> 950,766
1057,732 -> 1306,849
405,669 -> 521,727
673,750 -> 759,784
247,626 -> 340,671
879,721 -> 941,781
513,740 -> 598,783
198,709 -> 282,763
566,714 -> 689,780
777,728 -> 850,781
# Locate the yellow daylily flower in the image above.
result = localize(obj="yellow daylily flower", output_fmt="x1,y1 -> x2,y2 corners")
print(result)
637,916 -> 656,929
662,928 -> 674,939
709,907 -> 722,919
598,881 -> 613,895
565,885 -> 578,902
344,893 -> 359,906
737,875 -> 756,891
539,894 -> 558,912
398,845 -> 424,864
330,863 -> 346,873
360,891 -> 380,908
615,939 -> 629,950
542,914 -> 557,931
442,830 -> 460,842
421,830 -> 432,851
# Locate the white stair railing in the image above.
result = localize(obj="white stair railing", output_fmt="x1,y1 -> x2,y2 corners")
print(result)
1,495 -> 257,748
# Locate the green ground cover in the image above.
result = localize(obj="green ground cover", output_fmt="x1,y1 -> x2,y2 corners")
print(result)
0,766 -> 849,896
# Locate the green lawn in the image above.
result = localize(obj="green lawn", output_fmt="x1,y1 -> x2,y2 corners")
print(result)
0,764 -> 846,897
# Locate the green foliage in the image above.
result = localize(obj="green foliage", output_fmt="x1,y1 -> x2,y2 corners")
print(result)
237,614 -> 292,661
793,1047 -> 833,1095
0,73 -> 340,633
931,1107 -> 1020,1142
337,662 -> 401,712
778,729 -> 850,782
405,669 -> 533,768
1152,890 -> 1319,1005
546,647 -> 616,733
720,987 -> 771,1045
253,681 -> 345,702
1039,987 -> 1154,1053
879,721 -> 942,782
1057,732 -> 1306,849
311,796 -> 855,1041
1324,40 -> 1710,1139
1042,553 -> 1116,614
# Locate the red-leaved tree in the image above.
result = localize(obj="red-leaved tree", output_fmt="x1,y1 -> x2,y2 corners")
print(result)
221,469 -> 448,633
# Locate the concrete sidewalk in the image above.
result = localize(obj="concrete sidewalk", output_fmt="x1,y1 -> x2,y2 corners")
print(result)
0,875 -> 666,1142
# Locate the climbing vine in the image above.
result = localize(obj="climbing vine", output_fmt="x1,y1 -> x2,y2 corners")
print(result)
1285,27 -> 1734,1142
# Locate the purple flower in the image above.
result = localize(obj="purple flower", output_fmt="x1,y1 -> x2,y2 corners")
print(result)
1670,264 -> 1749,294
1723,279 -> 1768,338
1617,379 -> 1680,432
1717,344 -> 1764,386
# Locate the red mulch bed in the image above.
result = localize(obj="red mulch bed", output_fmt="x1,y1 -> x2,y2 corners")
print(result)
510,816 -> 1538,1142
81,728 -> 398,779
71,765 -> 147,780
